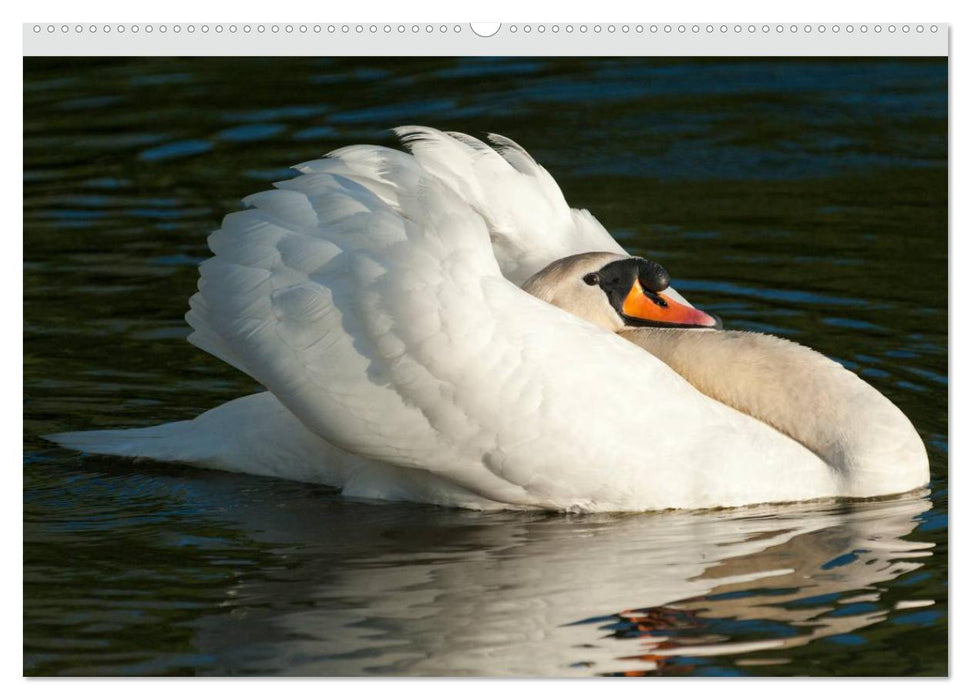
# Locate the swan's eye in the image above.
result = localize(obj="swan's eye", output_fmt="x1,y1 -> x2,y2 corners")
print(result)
583,273 -> 600,286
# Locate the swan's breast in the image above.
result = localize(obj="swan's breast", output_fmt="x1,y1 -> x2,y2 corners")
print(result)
618,328 -> 929,498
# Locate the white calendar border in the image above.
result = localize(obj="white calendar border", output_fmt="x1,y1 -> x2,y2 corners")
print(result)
21,21 -> 948,57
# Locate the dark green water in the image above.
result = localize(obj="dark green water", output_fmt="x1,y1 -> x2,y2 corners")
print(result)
23,57 -> 947,676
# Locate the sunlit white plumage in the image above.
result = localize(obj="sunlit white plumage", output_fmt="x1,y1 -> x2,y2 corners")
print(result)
48,127 -> 929,511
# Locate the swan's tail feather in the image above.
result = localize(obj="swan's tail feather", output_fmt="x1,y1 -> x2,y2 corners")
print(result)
43,393 -> 511,510
43,393 -> 299,467
45,420 -> 213,464
43,393 -> 400,490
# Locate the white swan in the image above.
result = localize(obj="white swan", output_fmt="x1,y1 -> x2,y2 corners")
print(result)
47,126 -> 929,511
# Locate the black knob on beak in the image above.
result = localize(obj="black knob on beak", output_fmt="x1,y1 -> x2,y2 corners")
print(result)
637,259 -> 671,293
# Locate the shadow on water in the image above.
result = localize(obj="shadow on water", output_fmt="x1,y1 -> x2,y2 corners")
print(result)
24,57 -> 947,676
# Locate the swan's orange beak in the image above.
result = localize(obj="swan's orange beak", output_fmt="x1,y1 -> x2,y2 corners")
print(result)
622,279 -> 721,329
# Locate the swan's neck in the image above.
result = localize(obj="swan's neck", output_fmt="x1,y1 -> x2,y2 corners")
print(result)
618,328 -> 927,495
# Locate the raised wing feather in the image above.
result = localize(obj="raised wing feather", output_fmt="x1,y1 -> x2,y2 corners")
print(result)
394,126 -> 626,284
393,126 -> 691,306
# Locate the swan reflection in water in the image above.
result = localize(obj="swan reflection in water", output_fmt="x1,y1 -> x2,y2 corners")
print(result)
187,482 -> 933,676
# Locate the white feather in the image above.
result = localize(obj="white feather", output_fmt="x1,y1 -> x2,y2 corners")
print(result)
47,127 -> 929,511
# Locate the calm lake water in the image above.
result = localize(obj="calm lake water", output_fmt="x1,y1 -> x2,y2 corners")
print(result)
23,57 -> 947,676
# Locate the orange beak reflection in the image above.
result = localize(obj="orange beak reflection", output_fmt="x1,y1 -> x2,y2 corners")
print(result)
621,279 -> 721,329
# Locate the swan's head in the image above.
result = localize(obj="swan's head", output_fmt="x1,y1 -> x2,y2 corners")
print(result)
522,252 -> 721,331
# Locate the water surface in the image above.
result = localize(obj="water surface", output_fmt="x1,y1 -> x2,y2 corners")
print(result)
23,57 -> 947,676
